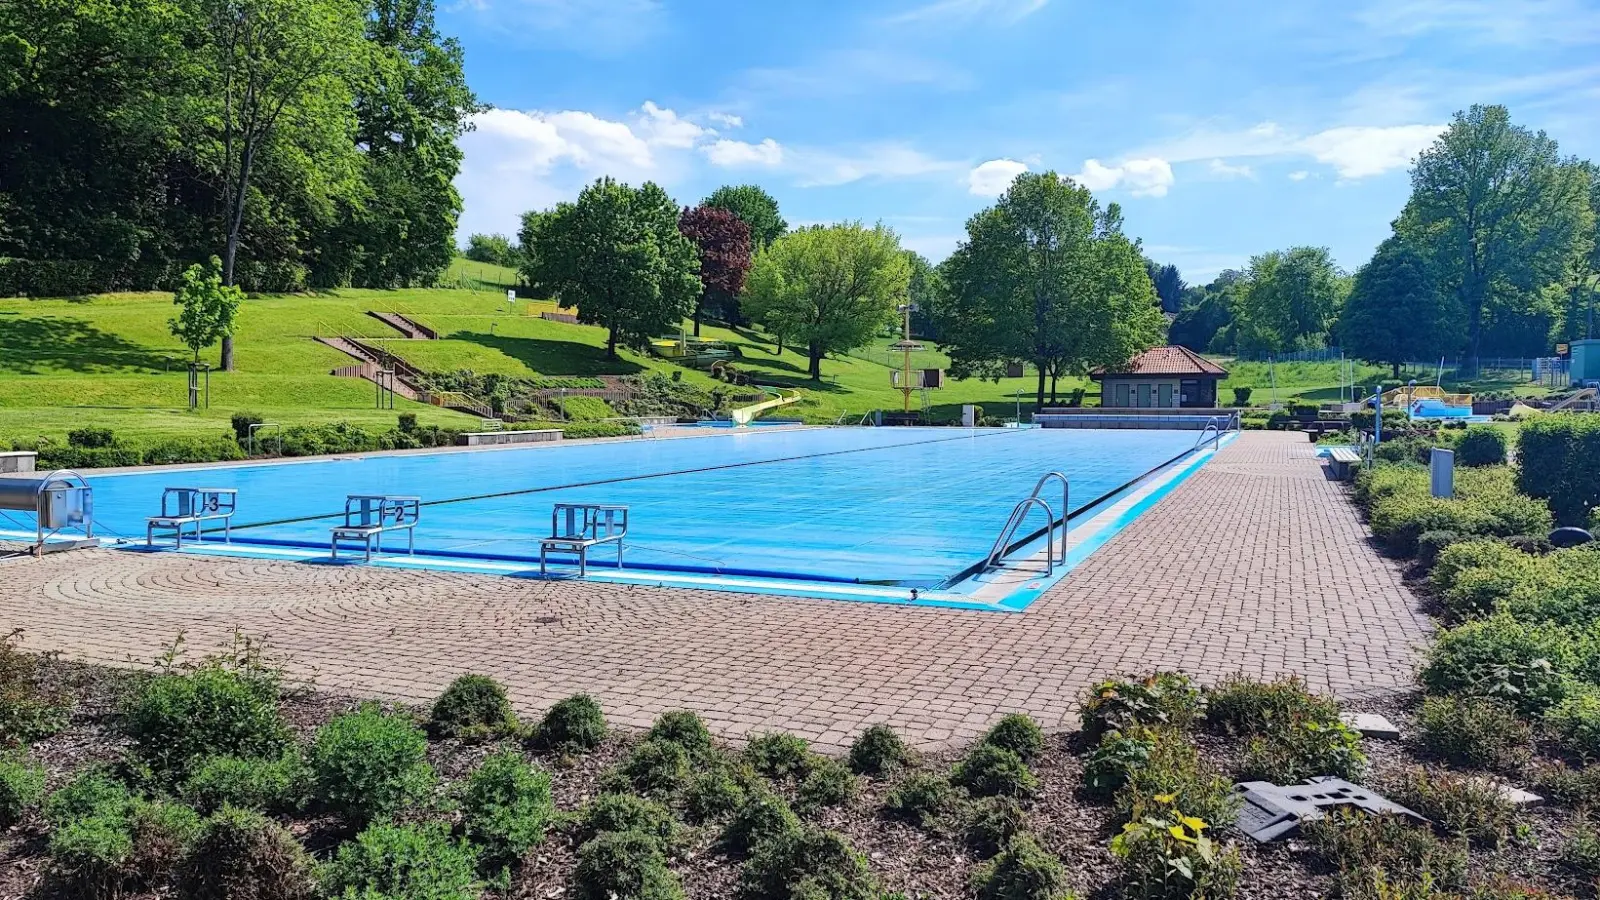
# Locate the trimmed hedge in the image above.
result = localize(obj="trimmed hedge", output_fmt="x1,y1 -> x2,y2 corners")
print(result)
1456,426 -> 1509,467
1518,414 -> 1600,526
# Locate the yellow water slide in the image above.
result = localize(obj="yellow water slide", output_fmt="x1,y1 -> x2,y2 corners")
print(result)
729,389 -> 802,426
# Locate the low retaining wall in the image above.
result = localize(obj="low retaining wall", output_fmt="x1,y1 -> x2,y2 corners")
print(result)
0,451 -> 37,474
1034,408 -> 1239,430
457,429 -> 563,447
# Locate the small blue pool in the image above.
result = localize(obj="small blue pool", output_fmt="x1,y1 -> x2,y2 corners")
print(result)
1411,400 -> 1491,424
77,427 -> 1208,589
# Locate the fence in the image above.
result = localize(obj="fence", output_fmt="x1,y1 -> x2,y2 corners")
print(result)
1226,348 -> 1568,387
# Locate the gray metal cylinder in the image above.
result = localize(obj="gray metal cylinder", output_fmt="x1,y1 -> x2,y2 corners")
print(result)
0,476 -> 61,510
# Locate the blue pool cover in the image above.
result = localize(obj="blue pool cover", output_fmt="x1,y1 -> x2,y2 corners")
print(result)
84,427 -> 1201,587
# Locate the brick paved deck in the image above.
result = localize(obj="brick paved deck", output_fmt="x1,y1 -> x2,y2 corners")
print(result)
0,432 -> 1430,750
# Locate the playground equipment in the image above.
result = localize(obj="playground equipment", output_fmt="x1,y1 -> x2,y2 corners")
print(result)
888,302 -> 942,414
0,470 -> 93,553
540,503 -> 628,576
147,487 -> 236,548
730,388 -> 801,426
330,495 -> 420,561
649,333 -> 735,368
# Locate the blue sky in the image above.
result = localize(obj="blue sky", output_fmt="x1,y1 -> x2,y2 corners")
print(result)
443,0 -> 1600,282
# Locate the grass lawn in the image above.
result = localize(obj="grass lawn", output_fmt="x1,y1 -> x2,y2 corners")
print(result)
1217,359 -> 1557,406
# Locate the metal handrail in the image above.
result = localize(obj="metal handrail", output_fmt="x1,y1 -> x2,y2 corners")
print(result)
984,496 -> 1057,576
1030,472 -> 1069,560
1194,419 -> 1222,450
247,422 -> 281,456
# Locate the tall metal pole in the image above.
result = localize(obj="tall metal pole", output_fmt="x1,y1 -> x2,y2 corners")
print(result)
899,304 -> 913,414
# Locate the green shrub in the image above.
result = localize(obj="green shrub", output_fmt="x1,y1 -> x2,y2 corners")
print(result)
738,827 -> 881,900
1456,426 -> 1509,467
885,773 -> 957,828
1517,414 -> 1600,526
1544,688 -> 1600,762
1082,728 -> 1156,800
1110,794 -> 1240,900
1386,766 -> 1518,847
972,832 -> 1073,900
559,420 -> 643,439
1079,673 -> 1202,740
964,797 -> 1027,858
45,766 -> 133,826
556,395 -> 618,422
181,750 -> 306,816
0,752 -> 46,826
1432,539 -> 1530,596
177,806 -> 314,900
321,822 -> 479,900
721,791 -> 801,854
68,427 -> 115,449
536,694 -> 606,752
1203,674 -> 1340,736
1114,730 -> 1238,830
1232,387 -> 1252,406
646,710 -> 712,754
580,792 -> 679,850
121,659 -> 290,783
48,813 -> 134,899
1238,718 -> 1367,783
460,749 -> 554,871
981,714 -> 1045,761
1303,810 -> 1468,898
1531,761 -> 1600,808
796,756 -> 857,812
1416,530 -> 1464,569
952,743 -> 1038,798
1418,616 -> 1576,715
1416,696 -> 1532,771
1369,490 -> 1553,558
1561,819 -> 1600,880
743,732 -> 812,780
0,628 -> 68,748
126,798 -> 203,879
573,830 -> 684,900
684,764 -> 750,822
1431,541 -> 1555,621
1353,462 -> 1427,509
847,724 -> 908,776
429,673 -> 516,738
310,703 -> 435,825
605,738 -> 691,799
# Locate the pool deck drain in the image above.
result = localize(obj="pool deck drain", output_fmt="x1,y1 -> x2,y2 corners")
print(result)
0,432 -> 1430,751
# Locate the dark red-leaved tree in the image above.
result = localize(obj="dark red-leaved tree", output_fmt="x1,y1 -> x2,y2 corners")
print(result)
678,204 -> 752,335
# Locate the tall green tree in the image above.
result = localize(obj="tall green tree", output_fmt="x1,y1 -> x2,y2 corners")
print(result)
743,223 -> 909,380
1339,236 -> 1459,378
934,172 -> 1166,406
1145,260 -> 1186,314
521,178 -> 701,359
1398,104 -> 1594,362
1168,271 -> 1241,352
904,251 -> 943,340
703,184 -> 787,250
463,233 -> 516,267
1229,246 -> 1346,353
197,0 -> 367,367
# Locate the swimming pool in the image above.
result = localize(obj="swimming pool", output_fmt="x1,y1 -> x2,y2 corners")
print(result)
76,427 -> 1208,589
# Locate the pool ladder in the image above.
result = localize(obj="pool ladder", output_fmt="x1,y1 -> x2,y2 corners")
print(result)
984,472 -> 1069,576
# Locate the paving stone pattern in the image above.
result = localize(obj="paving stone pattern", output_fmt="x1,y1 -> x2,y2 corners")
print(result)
0,432 -> 1431,751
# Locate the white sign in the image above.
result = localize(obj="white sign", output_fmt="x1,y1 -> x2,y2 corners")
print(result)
505,289 -> 516,303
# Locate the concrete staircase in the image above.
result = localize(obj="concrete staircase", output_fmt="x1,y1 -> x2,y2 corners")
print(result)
366,310 -> 437,340
316,335 -> 493,418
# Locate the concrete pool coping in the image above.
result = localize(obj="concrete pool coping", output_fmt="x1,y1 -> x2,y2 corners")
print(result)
22,430 -> 1240,612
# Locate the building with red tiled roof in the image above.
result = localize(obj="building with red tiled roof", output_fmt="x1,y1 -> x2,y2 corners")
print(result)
1090,346 -> 1229,408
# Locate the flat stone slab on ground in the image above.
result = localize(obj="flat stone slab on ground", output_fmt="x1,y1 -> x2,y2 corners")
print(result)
1340,712 -> 1401,739
1469,777 -> 1544,807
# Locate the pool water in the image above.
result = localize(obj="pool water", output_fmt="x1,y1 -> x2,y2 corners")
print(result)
81,427 -> 1203,587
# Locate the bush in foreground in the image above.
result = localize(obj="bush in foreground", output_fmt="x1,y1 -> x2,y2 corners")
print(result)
952,743 -> 1038,798
743,732 -> 812,780
1080,673 -> 1202,740
604,738 -> 692,800
1303,810 -> 1468,898
1418,616 -> 1576,715
721,792 -> 801,855
460,750 -> 554,871
847,724 -> 908,776
1082,728 -> 1156,800
0,752 -> 46,827
1417,695 -> 1532,772
646,710 -> 713,754
1110,794 -> 1240,900
536,694 -> 607,752
1203,674 -> 1340,736
1545,689 -> 1600,762
429,674 -> 517,738
178,806 -> 315,900
310,704 -> 435,825
581,793 -> 679,850
796,756 -> 857,812
181,750 -> 307,815
1386,766 -> 1519,847
1239,718 -> 1367,784
964,796 -> 1027,859
683,763 -> 750,822
738,827 -> 881,900
885,773 -> 958,829
981,714 -> 1045,761
121,657 -> 290,783
572,830 -> 684,900
1114,730 -> 1239,830
972,832 -> 1074,900
322,821 -> 478,900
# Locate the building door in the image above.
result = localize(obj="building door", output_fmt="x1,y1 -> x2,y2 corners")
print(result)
1159,384 -> 1174,407
1115,383 -> 1130,407
1137,383 -> 1152,408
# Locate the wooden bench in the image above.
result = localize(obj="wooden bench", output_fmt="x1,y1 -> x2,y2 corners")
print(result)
1327,447 -> 1362,481
147,487 -> 237,548
330,495 -> 420,561
540,503 -> 628,577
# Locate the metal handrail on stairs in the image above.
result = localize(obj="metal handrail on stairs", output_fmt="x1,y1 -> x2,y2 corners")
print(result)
984,471 -> 1070,575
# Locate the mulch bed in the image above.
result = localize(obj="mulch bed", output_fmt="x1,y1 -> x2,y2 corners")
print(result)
1,652 -> 1595,899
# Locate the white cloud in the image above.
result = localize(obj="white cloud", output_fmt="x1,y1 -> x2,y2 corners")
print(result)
1072,157 -> 1175,197
793,144 -> 966,187
708,112 -> 744,129
886,0 -> 1048,25
1288,170 -> 1311,181
703,138 -> 784,167
1137,121 -> 1444,180
635,101 -> 709,149
1206,159 -> 1254,180
967,158 -> 1028,196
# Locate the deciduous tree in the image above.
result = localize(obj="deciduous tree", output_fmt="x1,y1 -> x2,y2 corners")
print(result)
169,257 -> 244,364
703,184 -> 787,250
743,223 -> 909,380
1339,236 -> 1459,378
677,205 -> 751,335
464,233 -> 516,267
1229,246 -> 1346,353
521,178 -> 701,359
